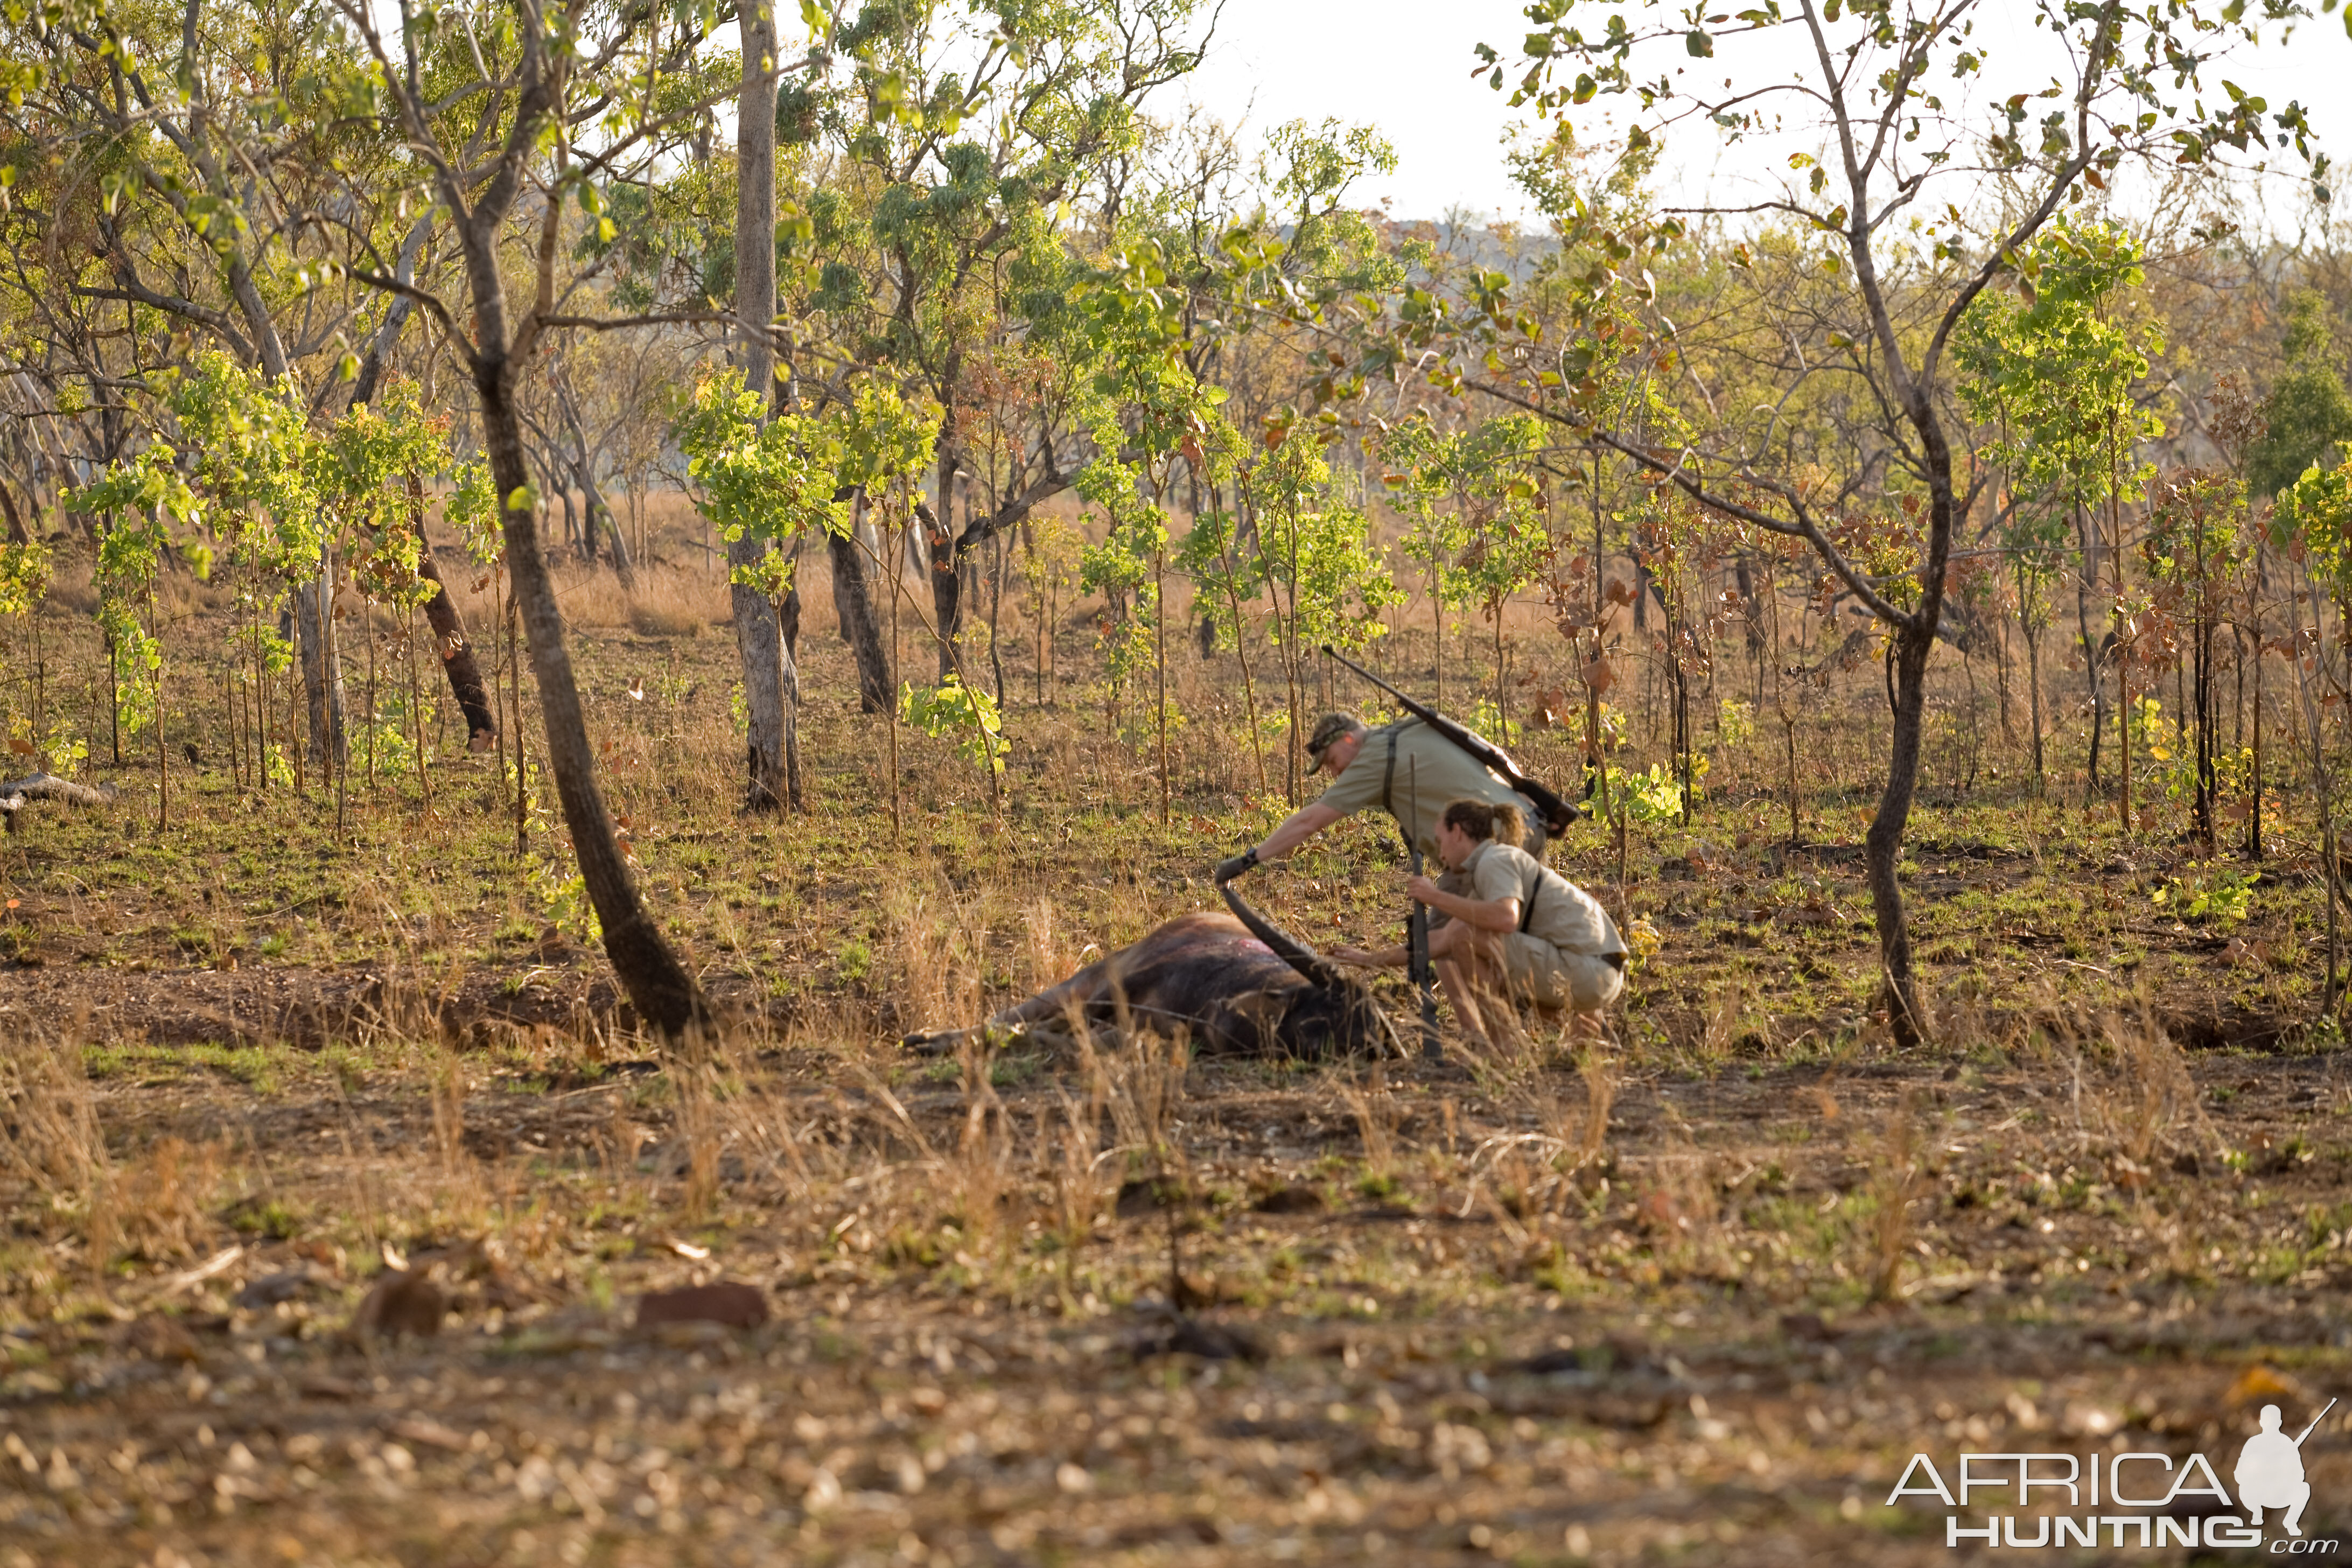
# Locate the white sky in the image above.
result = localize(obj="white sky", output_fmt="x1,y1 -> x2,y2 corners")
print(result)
1172,0 -> 2352,226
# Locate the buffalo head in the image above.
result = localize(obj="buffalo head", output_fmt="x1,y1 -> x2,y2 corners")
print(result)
1217,880 -> 1404,1059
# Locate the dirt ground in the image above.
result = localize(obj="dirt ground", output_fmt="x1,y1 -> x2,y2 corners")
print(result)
4,1039 -> 2351,1567
4,546 -> 2350,1566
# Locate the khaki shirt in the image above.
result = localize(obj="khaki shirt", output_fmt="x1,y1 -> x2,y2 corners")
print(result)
1460,840 -> 1623,958
1316,719 -> 1531,860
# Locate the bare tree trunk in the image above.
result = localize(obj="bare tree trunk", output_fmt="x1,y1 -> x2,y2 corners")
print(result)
360,290 -> 497,754
2250,541 -> 2266,859
555,383 -> 636,593
478,350 -> 702,1032
297,561 -> 347,775
416,545 -> 499,752
2074,495 -> 2103,794
1868,615 -> 1932,1046
424,101 -> 704,1031
579,458 -> 635,594
0,479 -> 32,544
726,4 -> 797,811
2023,606 -> 2045,786
1865,390 -> 1965,1052
830,501 -> 891,713
922,486 -> 962,682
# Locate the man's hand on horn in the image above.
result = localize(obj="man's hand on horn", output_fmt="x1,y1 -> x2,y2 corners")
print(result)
1214,846 -> 1259,883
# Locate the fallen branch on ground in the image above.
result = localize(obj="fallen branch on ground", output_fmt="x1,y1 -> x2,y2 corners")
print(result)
0,772 -> 120,832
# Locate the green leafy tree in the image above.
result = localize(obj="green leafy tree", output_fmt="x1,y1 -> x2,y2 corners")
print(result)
1380,412 -> 1552,732
1245,433 -> 1401,803
1996,507 -> 2071,787
1377,421 -> 1475,710
1069,234 -> 1248,818
680,370 -> 856,811
1450,0 -> 2322,1046
0,540 -> 72,777
323,378 -> 463,813
1177,495 -> 1270,798
779,0 -> 1213,666
1957,219 -> 2161,818
164,351 -> 323,792
2140,468 -> 2246,853
2248,292 -> 2352,501
72,444 -> 208,827
320,0 -> 760,1033
2273,455 -> 2352,998
831,379 -> 945,833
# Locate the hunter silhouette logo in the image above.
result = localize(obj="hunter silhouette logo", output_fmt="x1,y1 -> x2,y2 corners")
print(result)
2238,1399 -> 2334,1538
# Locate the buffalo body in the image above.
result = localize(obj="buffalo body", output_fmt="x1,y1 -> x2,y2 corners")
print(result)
906,886 -> 1398,1059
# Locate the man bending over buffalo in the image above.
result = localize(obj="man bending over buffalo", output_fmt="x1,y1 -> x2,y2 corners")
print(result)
1215,710 -> 1548,882
1333,799 -> 1626,1041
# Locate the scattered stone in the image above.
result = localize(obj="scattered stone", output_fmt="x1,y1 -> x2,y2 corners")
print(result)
123,1314 -> 200,1364
635,1281 -> 768,1331
1780,1311 -> 1839,1344
352,1265 -> 447,1340
1116,1178 -> 1191,1218
386,1415 -> 470,1452
2226,1364 -> 2297,1406
235,1266 -> 323,1310
1131,1315 -> 1265,1363
1251,1184 -> 1325,1215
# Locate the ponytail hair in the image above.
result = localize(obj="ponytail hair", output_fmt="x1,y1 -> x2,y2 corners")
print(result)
1441,797 -> 1524,849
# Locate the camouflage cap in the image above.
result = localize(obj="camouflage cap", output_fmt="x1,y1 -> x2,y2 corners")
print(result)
1305,711 -> 1366,767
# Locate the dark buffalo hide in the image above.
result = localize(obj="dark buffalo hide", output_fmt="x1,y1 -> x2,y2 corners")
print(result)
905,885 -> 1399,1059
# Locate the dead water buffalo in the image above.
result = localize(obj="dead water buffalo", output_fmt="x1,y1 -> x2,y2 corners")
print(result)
904,883 -> 1401,1059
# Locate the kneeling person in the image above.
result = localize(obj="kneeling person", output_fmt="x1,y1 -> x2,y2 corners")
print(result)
1336,799 -> 1625,1040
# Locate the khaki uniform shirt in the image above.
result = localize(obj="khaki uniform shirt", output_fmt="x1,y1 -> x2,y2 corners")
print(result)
1459,840 -> 1624,958
1315,719 -> 1533,860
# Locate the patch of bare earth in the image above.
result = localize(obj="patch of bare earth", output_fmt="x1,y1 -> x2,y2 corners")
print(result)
3,1032 -> 2350,1566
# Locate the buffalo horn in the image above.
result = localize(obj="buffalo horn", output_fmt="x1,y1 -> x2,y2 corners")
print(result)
1220,881 -> 1343,987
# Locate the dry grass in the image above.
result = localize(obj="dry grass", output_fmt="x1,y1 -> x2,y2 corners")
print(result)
0,987 -> 2342,1565
1564,1039 -> 1618,1170
947,1033 -> 1016,1250
1088,1020 -> 1189,1191
1338,1063 -> 1399,1186
0,1033 -> 107,1226
2091,1006 -> 2215,1171
885,876 -> 1002,1037
1866,1089 -> 1930,1302
88,1135 -> 225,1273
1020,894 -> 1075,992
1639,1107 -> 1720,1256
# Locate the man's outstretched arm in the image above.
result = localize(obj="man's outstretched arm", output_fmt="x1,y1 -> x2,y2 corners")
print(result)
1254,803 -> 1342,863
